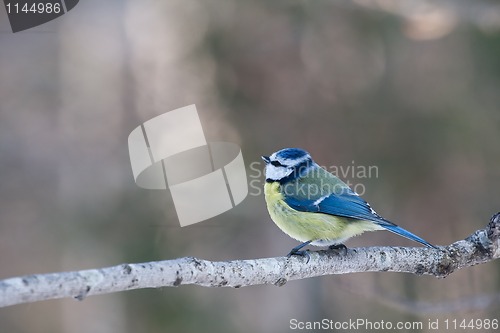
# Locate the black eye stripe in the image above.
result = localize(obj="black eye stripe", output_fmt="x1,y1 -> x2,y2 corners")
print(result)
271,160 -> 283,167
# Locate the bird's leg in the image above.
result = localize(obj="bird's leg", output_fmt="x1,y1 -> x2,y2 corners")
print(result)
328,243 -> 348,255
287,240 -> 312,263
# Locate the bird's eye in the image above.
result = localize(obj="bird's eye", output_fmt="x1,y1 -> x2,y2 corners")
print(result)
271,160 -> 283,167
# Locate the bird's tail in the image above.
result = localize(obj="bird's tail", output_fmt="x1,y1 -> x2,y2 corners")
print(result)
381,224 -> 438,249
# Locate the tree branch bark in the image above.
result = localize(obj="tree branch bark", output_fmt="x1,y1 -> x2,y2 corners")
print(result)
1,213 -> 499,308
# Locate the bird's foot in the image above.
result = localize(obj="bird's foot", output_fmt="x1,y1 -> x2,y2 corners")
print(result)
328,244 -> 348,255
286,240 -> 313,263
286,248 -> 311,263
286,240 -> 312,264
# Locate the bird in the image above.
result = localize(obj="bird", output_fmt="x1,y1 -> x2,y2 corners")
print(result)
262,148 -> 437,260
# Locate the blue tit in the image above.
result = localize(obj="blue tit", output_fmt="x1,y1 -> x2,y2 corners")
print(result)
262,148 -> 437,259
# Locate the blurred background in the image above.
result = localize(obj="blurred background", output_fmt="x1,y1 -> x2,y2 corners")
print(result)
1,0 -> 500,332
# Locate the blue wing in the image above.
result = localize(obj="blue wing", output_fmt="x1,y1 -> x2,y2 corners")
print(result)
284,188 -> 385,221
284,189 -> 437,248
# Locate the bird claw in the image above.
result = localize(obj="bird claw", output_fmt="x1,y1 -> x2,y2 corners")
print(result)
328,244 -> 348,255
286,240 -> 312,263
287,249 -> 311,264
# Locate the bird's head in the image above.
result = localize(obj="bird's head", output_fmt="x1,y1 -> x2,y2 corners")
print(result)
262,148 -> 313,183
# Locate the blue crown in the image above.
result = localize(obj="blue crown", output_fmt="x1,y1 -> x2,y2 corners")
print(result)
275,148 -> 310,160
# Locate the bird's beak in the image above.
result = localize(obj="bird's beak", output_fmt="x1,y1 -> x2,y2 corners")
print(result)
261,155 -> 270,164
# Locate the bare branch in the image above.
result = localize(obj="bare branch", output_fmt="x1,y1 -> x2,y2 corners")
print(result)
1,213 -> 499,308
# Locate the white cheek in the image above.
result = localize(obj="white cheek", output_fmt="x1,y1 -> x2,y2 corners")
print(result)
265,165 -> 293,180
